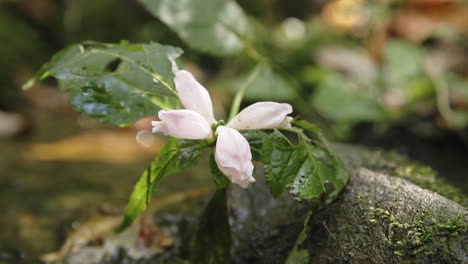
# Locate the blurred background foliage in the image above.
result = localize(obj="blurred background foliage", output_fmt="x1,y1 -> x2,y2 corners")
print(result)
1,0 -> 467,141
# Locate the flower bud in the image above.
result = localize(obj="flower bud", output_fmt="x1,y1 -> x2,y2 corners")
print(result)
174,70 -> 216,124
215,126 -> 255,188
152,110 -> 212,139
227,102 -> 293,130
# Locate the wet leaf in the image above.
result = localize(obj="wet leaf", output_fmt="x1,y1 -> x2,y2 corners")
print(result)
139,0 -> 248,56
25,41 -> 183,127
119,138 -> 203,231
191,189 -> 231,264
262,121 -> 349,202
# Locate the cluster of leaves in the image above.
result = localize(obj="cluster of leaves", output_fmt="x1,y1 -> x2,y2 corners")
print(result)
115,120 -> 348,231
25,38 -> 349,261
305,39 -> 468,137
117,123 -> 348,263
23,0 -> 354,261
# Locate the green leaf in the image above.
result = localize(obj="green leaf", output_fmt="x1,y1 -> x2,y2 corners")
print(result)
232,65 -> 297,101
262,131 -> 304,197
191,189 -> 231,264
285,211 -> 313,264
139,0 -> 248,56
119,138 -> 203,231
262,124 -> 349,202
311,72 -> 387,122
25,41 -> 183,127
241,130 -> 267,161
384,39 -> 425,86
209,152 -> 230,189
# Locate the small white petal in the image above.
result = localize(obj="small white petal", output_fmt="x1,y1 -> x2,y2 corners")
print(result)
152,110 -> 212,139
174,70 -> 216,124
151,120 -> 169,135
215,126 -> 255,188
227,102 -> 293,130
279,116 -> 293,128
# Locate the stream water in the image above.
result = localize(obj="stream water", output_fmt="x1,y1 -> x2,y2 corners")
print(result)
0,110 -> 212,263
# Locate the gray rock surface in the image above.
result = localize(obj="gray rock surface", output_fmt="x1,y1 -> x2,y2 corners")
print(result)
227,145 -> 467,263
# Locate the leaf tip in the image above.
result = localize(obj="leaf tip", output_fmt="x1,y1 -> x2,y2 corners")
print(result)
116,217 -> 132,233
22,78 -> 35,91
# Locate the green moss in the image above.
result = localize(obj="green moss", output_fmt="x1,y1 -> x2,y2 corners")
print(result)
366,206 -> 467,259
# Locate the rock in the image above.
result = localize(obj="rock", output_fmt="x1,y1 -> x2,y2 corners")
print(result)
303,168 -> 466,263
228,145 -> 467,264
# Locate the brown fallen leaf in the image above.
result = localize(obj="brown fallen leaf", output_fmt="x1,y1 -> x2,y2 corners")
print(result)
322,0 -> 369,32
404,0 -> 462,5
40,215 -> 124,263
392,3 -> 468,43
24,129 -> 163,163
41,187 -> 212,263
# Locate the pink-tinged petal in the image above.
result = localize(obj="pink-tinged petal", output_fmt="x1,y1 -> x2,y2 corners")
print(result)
215,126 -> 255,188
174,70 -> 216,124
151,121 -> 169,135
152,110 -> 212,139
227,102 -> 293,130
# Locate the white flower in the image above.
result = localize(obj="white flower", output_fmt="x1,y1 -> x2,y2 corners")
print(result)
174,70 -> 216,124
215,126 -> 255,188
226,102 -> 293,130
151,109 -> 212,140
150,70 -> 294,188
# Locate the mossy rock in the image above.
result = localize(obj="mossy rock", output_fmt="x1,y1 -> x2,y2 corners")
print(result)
228,145 -> 467,264
302,168 -> 467,263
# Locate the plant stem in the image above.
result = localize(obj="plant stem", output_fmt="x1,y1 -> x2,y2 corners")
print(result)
228,63 -> 264,121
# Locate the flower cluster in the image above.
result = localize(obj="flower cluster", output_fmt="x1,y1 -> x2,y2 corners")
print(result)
151,70 -> 293,188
